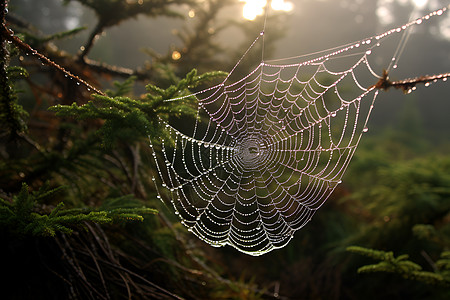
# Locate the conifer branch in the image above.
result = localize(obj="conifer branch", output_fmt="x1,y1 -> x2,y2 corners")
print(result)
0,1 -> 29,138
347,246 -> 450,286
50,69 -> 227,147
0,183 -> 157,237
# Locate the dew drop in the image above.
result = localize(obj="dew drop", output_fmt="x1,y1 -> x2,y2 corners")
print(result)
362,127 -> 369,133
425,82 -> 430,87
393,64 -> 398,69
366,50 -> 372,55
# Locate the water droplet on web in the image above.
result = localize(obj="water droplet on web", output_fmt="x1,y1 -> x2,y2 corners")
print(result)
393,64 -> 398,69
366,50 -> 372,55
362,127 -> 369,133
425,82 -> 430,87
331,112 -> 337,117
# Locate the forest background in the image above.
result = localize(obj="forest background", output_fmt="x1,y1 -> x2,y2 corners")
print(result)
1,0 -> 450,299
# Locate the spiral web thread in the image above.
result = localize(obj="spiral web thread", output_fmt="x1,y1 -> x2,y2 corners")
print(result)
149,6 -> 449,255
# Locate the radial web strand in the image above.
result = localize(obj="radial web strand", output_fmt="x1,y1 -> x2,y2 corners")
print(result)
149,6 -> 449,255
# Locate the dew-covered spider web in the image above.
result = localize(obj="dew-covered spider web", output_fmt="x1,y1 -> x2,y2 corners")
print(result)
149,6 -> 449,255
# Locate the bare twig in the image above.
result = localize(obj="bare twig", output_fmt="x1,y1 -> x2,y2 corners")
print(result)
373,69 -> 450,93
79,21 -> 104,62
0,22 -> 106,96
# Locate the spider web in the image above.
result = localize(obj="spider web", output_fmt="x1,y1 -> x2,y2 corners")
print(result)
149,6 -> 449,255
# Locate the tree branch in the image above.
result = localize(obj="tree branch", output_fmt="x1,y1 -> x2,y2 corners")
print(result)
373,69 -> 450,93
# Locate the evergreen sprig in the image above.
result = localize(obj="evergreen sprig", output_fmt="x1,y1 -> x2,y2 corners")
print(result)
0,63 -> 29,137
347,246 -> 450,286
0,183 -> 157,237
20,27 -> 87,46
50,69 -> 226,147
106,75 -> 137,97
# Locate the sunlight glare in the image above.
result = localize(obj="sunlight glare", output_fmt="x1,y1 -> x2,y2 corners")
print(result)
271,0 -> 293,12
241,0 -> 266,21
411,0 -> 427,9
240,0 -> 294,21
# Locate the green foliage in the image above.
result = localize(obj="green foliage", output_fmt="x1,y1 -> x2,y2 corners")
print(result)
105,75 -> 137,97
50,69 -> 226,147
0,64 -> 29,137
0,183 -> 157,237
347,246 -> 450,286
22,26 -> 87,45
